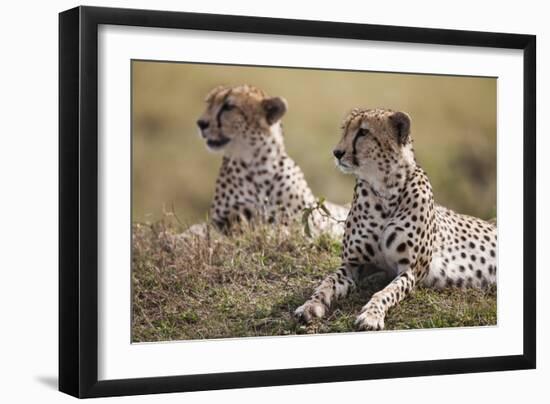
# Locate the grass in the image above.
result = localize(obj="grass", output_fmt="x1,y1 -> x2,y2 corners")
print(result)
132,218 -> 496,342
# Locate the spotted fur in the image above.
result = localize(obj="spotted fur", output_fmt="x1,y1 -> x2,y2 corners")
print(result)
196,84 -> 347,237
295,108 -> 497,330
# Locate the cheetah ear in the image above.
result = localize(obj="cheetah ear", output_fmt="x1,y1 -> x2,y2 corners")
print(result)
389,111 -> 411,145
262,97 -> 287,125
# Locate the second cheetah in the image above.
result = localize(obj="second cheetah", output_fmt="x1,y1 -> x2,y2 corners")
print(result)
194,84 -> 348,237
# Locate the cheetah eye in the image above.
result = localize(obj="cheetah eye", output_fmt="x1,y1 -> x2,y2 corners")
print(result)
358,127 -> 369,137
222,103 -> 235,111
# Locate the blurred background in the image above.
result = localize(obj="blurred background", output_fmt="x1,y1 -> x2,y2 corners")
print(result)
132,61 -> 496,224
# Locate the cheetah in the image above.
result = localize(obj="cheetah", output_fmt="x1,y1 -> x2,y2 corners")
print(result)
194,84 -> 348,237
295,108 -> 497,330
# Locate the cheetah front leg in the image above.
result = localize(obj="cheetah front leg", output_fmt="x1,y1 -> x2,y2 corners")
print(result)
355,269 -> 417,331
294,263 -> 362,323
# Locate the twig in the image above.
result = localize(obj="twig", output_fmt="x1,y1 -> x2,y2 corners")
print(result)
301,197 -> 346,237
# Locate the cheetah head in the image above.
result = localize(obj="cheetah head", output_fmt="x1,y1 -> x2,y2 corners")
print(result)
196,84 -> 287,156
332,108 -> 415,182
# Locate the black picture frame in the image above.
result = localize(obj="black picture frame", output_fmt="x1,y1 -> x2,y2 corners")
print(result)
59,5 -> 536,398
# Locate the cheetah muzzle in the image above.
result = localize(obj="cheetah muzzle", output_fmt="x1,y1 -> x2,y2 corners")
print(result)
206,136 -> 231,150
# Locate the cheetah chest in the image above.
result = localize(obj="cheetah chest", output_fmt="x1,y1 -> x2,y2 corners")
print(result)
342,189 -> 393,272
212,157 -> 312,224
342,178 -> 435,279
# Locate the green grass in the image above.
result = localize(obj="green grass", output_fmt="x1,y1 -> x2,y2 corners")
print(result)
132,219 -> 496,342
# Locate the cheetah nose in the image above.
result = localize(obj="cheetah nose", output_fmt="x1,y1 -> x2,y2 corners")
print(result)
333,149 -> 345,159
196,119 -> 209,130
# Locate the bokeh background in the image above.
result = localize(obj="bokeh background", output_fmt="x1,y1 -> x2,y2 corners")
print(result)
132,61 -> 496,224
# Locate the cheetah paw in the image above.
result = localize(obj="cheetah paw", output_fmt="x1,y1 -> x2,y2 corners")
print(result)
294,300 -> 327,323
355,309 -> 385,331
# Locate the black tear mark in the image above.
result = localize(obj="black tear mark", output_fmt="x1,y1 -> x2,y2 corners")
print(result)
352,128 -> 366,166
